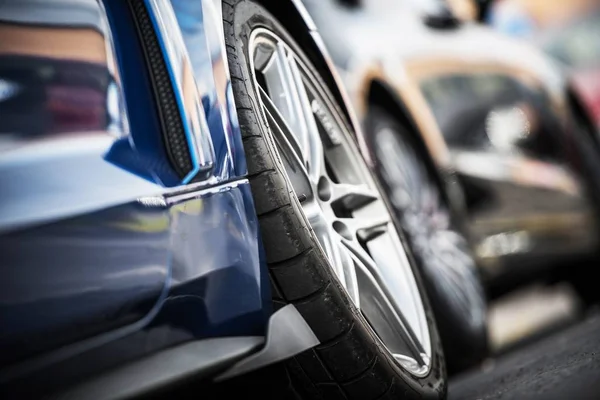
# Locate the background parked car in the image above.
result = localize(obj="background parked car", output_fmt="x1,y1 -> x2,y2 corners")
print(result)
302,0 -> 600,372
475,0 -> 600,305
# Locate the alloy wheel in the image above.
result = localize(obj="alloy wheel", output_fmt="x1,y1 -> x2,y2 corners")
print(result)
248,28 -> 433,377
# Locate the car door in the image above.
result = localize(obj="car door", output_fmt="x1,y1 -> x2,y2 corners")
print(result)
0,0 -> 247,370
0,0 -> 172,368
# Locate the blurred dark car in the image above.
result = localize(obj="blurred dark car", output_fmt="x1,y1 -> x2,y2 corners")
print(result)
303,0 -> 600,372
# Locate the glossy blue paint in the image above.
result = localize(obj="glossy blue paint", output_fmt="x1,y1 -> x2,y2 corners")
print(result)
0,200 -> 171,367
0,127 -> 165,232
0,0 -> 270,391
145,0 -> 215,185
169,0 -> 248,180
0,181 -> 267,392
158,180 -> 265,339
103,0 -> 183,188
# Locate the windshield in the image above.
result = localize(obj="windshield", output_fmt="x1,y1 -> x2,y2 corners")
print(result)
542,9 -> 600,69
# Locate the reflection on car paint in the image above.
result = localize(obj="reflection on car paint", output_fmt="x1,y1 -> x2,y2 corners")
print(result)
146,0 -> 215,184
0,3 -> 165,230
0,0 -> 269,391
169,0 -> 247,180
165,181 -> 265,333
0,200 -> 171,366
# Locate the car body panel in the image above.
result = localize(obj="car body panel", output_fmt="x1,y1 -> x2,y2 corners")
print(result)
302,0 -> 599,281
167,0 -> 248,181
0,0 -> 270,392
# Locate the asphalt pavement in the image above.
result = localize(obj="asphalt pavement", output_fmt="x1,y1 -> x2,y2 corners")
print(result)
168,307 -> 600,400
449,310 -> 600,400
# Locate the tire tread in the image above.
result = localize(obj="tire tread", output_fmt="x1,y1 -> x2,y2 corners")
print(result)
222,1 -> 446,399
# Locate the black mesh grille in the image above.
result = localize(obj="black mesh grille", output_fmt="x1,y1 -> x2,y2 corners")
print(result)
128,0 -> 192,178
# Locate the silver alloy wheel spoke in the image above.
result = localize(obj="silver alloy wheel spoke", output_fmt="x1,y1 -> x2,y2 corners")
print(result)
258,87 -> 316,217
259,84 -> 353,291
330,182 -> 379,209
340,234 -> 427,366
287,48 -> 324,182
249,28 -> 432,376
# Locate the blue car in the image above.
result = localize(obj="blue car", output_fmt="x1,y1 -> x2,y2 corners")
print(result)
0,1 -> 449,399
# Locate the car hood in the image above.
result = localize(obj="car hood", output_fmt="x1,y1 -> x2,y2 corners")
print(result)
304,1 -> 566,100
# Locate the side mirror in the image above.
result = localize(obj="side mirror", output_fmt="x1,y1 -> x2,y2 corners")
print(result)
423,0 -> 481,29
441,0 -> 492,23
472,0 -> 494,22
336,0 -> 362,8
424,6 -> 461,29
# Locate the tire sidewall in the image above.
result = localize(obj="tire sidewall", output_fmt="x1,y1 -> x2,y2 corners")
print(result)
224,1 -> 447,397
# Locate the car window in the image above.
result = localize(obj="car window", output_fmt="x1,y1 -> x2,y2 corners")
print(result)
542,10 -> 600,69
420,71 -> 564,161
420,73 -> 525,147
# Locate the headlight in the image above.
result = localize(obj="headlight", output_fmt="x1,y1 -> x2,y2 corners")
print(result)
485,103 -> 534,152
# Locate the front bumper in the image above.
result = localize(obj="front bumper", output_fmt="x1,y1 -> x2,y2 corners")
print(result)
50,305 -> 318,400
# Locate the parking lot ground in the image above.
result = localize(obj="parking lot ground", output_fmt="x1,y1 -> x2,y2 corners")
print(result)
449,309 -> 600,400
163,285 -> 599,400
486,282 -> 582,352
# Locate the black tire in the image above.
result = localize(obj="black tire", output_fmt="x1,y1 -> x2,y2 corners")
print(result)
365,107 -> 489,374
565,104 -> 600,307
222,1 -> 446,399
568,262 -> 600,307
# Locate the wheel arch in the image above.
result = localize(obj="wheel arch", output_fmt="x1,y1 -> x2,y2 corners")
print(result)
366,78 -> 457,207
254,0 -> 356,128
